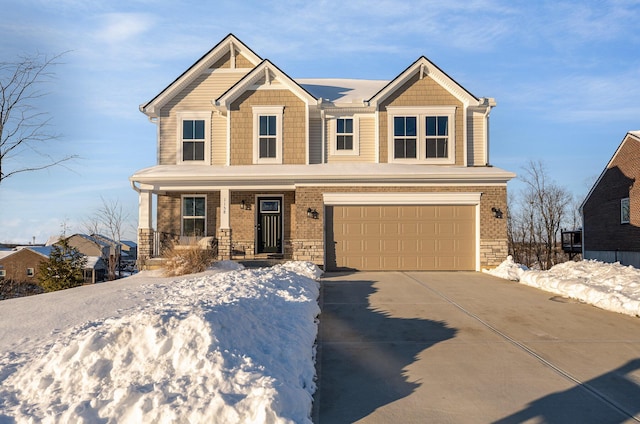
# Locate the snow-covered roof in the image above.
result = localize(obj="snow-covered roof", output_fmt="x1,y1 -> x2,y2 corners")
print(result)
629,130 -> 640,138
296,78 -> 388,104
131,163 -> 515,190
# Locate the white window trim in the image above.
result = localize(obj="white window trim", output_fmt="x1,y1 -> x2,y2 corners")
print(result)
181,194 -> 207,237
329,115 -> 360,156
0,270 -> 5,278
387,106 -> 456,164
253,106 -> 284,164
621,197 -> 630,224
27,268 -> 35,277
176,111 -> 211,165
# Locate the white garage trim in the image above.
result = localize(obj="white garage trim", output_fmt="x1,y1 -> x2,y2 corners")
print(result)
322,192 -> 482,271
323,192 -> 481,205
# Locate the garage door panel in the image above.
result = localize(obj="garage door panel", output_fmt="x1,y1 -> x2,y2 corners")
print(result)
327,204 -> 475,271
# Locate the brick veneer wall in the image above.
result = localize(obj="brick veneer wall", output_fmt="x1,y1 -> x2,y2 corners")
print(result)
583,135 -> 640,252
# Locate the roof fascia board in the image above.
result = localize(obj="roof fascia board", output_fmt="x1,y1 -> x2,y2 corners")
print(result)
216,60 -> 318,110
368,56 -> 480,108
141,34 -> 262,117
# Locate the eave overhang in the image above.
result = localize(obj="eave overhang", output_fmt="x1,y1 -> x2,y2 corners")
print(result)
130,164 -> 515,192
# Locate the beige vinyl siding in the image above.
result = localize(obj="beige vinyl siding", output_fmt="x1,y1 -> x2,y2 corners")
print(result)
309,117 -> 322,164
326,116 -> 375,163
158,70 -> 249,165
212,114 -> 227,165
467,110 -> 486,166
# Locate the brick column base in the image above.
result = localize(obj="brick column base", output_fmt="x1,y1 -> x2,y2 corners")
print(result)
218,228 -> 232,260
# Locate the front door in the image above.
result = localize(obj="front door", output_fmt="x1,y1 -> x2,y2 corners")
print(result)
256,197 -> 283,254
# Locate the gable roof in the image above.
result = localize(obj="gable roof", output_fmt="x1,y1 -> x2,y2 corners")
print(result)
141,33 -> 262,117
215,59 -> 318,110
367,56 -> 481,108
581,130 -> 640,211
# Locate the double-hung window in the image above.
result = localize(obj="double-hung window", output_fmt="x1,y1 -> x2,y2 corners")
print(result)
253,106 -> 283,164
388,107 -> 456,164
393,116 -> 417,159
182,196 -> 206,237
330,116 -> 360,156
337,118 -> 354,151
177,112 -> 210,165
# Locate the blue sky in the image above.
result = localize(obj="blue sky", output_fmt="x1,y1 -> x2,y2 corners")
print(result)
0,0 -> 639,244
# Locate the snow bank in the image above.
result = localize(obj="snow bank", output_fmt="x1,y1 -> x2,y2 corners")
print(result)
486,257 -> 640,317
0,262 -> 321,423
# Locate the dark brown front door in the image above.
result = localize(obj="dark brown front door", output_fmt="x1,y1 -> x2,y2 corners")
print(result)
256,197 -> 282,254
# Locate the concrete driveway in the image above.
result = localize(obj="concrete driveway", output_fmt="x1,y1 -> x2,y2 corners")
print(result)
313,272 -> 640,423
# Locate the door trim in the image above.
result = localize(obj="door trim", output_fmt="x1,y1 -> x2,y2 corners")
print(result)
255,194 -> 284,255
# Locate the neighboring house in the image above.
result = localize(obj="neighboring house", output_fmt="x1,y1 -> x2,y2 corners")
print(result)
130,34 -> 515,271
581,130 -> 640,268
120,240 -> 138,264
0,246 -> 51,284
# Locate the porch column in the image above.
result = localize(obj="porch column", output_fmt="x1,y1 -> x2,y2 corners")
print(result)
218,188 -> 232,259
137,190 -> 154,260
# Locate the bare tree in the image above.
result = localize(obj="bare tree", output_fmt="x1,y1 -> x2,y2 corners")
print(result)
0,52 -> 76,184
89,197 -> 130,280
508,160 -> 572,270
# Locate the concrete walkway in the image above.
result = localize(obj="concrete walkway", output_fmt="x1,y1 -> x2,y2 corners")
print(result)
313,271 -> 640,423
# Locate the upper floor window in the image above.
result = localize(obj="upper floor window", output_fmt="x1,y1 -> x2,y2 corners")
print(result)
393,116 -> 417,159
388,106 -> 456,164
253,106 -> 283,164
330,116 -> 360,156
182,196 -> 206,237
182,119 -> 205,161
621,197 -> 630,224
177,112 -> 210,165
26,268 -> 34,277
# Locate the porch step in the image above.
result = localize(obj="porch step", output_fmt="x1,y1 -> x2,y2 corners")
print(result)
239,259 -> 289,269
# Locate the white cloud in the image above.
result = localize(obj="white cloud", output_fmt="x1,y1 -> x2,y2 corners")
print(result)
93,12 -> 156,44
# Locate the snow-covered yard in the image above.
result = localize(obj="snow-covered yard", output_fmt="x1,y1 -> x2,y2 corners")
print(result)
485,257 -> 640,317
0,261 -> 322,424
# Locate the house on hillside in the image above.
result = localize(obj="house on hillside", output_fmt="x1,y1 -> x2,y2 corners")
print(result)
0,246 -> 51,285
130,33 -> 515,271
581,131 -> 640,268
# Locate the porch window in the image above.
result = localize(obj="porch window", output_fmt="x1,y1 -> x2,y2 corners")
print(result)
253,106 -> 283,164
182,196 -> 206,236
621,197 -> 630,224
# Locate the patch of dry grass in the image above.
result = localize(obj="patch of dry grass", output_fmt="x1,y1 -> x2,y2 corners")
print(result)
162,240 -> 216,277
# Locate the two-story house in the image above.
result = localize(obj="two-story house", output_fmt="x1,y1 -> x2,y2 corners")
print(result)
130,34 -> 514,271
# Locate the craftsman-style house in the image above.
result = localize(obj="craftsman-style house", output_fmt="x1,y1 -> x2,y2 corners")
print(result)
130,34 -> 514,271
582,131 -> 640,268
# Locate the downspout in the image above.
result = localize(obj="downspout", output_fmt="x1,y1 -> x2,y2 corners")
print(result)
482,98 -> 496,166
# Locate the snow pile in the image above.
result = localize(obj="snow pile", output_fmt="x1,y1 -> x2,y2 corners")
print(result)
0,262 -> 321,423
486,258 -> 640,317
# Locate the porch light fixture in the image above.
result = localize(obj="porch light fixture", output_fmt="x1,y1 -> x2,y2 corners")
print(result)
491,207 -> 503,219
307,208 -> 319,219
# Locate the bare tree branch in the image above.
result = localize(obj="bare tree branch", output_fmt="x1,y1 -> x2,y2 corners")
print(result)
0,51 -> 77,184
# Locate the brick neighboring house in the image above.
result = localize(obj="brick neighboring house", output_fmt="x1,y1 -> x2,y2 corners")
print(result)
130,34 -> 515,271
581,130 -> 640,267
0,246 -> 51,285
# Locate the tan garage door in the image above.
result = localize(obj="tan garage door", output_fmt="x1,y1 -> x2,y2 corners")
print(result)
326,205 -> 475,271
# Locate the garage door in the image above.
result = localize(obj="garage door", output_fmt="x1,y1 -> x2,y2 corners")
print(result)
326,205 -> 475,271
